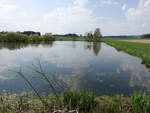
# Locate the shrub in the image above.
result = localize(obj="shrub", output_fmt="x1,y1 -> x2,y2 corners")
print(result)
5,32 -> 19,41
28,34 -> 41,42
0,34 -> 7,42
131,92 -> 150,113
63,91 -> 95,112
3,32 -> 28,42
42,33 -> 55,41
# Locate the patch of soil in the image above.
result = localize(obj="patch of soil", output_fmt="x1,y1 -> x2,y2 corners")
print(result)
121,40 -> 150,44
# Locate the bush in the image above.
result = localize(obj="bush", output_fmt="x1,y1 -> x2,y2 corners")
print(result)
0,34 -> 6,42
5,32 -> 28,42
28,34 -> 41,42
42,33 -> 55,41
63,91 -> 95,112
131,92 -> 150,113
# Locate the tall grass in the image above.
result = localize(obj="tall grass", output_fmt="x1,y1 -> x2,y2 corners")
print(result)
1,91 -> 150,113
131,92 -> 150,113
63,91 -> 95,112
0,93 -> 55,113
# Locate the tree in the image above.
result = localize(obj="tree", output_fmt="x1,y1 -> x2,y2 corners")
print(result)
142,34 -> 150,39
87,31 -> 93,39
93,28 -> 102,38
42,33 -> 55,41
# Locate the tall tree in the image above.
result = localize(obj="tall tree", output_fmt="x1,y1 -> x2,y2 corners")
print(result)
93,28 -> 102,38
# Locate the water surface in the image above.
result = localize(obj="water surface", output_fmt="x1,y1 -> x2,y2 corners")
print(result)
0,41 -> 150,96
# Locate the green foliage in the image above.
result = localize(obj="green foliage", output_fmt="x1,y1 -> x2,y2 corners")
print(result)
28,34 -> 41,41
0,32 -> 102,42
1,92 -> 150,113
63,91 -> 95,112
0,93 -> 55,113
0,34 -> 7,42
95,95 -> 132,113
0,32 -> 28,42
42,33 -> 55,41
131,92 -> 150,113
101,103 -> 122,113
0,109 -> 16,113
86,38 -> 101,42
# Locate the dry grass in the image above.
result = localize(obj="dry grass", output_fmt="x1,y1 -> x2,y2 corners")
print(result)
121,40 -> 150,44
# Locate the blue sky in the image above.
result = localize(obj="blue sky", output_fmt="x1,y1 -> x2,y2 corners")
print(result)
0,0 -> 150,35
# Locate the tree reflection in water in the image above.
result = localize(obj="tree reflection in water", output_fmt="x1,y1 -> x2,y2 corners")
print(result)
85,42 -> 101,56
0,41 -> 54,50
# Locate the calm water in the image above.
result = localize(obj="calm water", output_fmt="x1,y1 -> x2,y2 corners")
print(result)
0,41 -> 150,96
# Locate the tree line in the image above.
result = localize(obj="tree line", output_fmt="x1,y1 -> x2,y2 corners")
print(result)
0,32 -> 55,42
85,28 -> 102,39
141,34 -> 150,39
0,28 -> 102,42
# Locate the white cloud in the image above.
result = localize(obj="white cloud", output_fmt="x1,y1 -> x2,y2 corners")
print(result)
122,4 -> 127,11
98,17 -> 140,35
0,2 -> 16,23
73,0 -> 87,6
0,2 -> 21,31
0,51 -> 18,72
124,0 -> 150,34
101,0 -> 119,5
0,1 -> 40,32
20,11 -> 28,17
40,0 -> 98,34
126,0 -> 150,25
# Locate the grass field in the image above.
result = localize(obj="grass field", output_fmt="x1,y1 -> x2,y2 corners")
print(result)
102,38 -> 150,67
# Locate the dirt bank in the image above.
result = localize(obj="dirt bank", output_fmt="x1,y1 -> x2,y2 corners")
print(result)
121,40 -> 150,44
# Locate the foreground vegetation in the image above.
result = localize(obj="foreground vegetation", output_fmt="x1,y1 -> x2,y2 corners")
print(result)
102,38 -> 150,67
1,91 -> 150,113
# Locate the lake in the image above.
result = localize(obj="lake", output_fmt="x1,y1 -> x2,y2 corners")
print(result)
0,41 -> 150,96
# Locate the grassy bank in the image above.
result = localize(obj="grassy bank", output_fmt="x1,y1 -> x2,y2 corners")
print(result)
102,38 -> 150,67
0,32 -> 101,42
55,37 -> 100,41
0,91 -> 150,113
